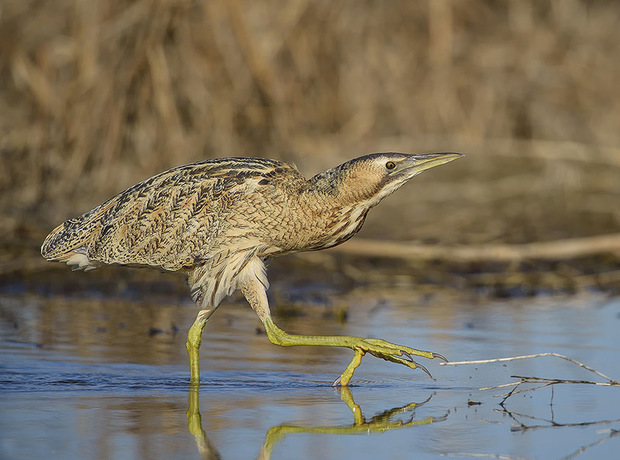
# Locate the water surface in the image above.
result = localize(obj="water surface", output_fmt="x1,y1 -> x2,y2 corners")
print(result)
1,286 -> 619,459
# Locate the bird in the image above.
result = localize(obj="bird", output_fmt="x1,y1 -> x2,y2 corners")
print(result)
41,152 -> 463,386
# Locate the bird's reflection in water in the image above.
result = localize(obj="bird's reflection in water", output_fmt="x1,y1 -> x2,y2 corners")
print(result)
186,386 -> 447,460
187,387 -> 222,460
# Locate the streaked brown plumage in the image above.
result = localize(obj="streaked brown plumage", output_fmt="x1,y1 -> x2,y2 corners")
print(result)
42,152 -> 463,385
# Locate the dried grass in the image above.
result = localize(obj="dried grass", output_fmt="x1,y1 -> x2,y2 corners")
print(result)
1,0 -> 619,245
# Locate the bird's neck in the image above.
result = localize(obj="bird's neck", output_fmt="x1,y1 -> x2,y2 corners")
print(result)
292,174 -> 379,252
304,168 -> 379,208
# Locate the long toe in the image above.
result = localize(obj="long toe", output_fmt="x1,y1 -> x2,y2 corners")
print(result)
356,338 -> 446,379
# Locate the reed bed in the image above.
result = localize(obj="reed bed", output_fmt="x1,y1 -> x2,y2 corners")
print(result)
1,0 -> 619,292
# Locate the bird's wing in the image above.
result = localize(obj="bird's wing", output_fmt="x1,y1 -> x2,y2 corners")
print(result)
41,158 -> 300,271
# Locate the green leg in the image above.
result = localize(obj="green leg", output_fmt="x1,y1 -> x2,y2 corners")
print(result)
262,317 -> 446,385
240,265 -> 447,386
186,308 -> 217,385
332,349 -> 365,387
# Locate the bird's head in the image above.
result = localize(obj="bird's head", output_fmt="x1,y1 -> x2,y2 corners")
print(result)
308,152 -> 464,208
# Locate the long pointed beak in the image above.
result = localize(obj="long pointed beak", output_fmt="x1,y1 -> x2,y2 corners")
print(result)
401,152 -> 464,176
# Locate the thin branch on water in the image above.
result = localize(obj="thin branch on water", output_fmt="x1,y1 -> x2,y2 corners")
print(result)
440,352 -> 620,403
441,352 -> 619,385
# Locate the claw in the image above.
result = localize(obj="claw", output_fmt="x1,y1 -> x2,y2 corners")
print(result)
332,376 -> 341,387
414,360 -> 433,379
432,352 -> 448,362
399,350 -> 434,378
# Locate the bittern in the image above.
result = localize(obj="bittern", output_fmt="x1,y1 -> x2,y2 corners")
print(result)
41,152 -> 462,385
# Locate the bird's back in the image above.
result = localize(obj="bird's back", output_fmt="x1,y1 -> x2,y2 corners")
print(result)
41,157 -> 303,271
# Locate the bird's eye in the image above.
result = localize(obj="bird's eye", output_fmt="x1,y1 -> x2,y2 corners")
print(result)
385,161 -> 396,170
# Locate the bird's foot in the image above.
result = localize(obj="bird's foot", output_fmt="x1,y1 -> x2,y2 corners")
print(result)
332,338 -> 447,386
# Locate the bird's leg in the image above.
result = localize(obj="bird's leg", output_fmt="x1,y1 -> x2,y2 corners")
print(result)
333,348 -> 365,387
240,278 -> 447,386
186,307 -> 218,385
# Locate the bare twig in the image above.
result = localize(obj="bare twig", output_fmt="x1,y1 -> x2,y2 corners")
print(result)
442,353 -> 619,404
510,376 -> 619,387
441,352 -> 619,385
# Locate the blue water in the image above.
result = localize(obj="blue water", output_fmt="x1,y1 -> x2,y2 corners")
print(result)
1,289 -> 619,459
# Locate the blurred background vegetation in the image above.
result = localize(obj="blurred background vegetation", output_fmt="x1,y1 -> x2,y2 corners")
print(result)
1,0 -> 619,294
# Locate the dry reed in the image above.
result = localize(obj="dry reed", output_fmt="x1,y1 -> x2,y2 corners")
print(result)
1,0 -> 619,264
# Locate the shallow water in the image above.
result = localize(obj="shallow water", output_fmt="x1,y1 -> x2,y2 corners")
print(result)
1,285 -> 619,459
